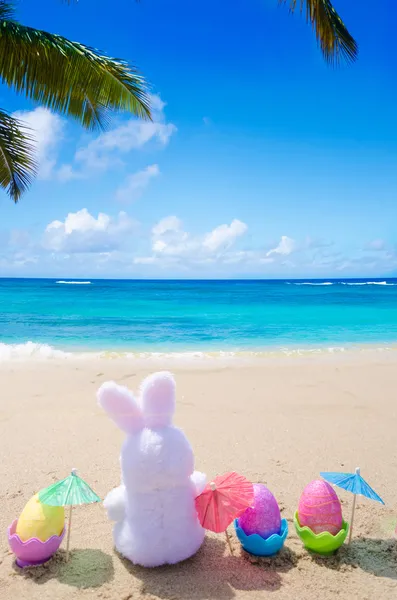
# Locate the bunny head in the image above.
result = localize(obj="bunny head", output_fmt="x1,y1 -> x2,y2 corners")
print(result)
97,371 -> 176,432
98,372 -> 195,492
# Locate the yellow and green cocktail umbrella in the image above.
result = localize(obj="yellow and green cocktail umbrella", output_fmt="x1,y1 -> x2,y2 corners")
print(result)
39,469 -> 100,560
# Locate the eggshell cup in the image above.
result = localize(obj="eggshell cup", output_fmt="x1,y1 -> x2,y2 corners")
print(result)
234,518 -> 288,557
293,512 -> 349,555
8,520 -> 65,568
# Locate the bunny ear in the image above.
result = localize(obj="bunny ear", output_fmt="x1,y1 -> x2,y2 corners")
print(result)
97,381 -> 143,434
140,371 -> 176,429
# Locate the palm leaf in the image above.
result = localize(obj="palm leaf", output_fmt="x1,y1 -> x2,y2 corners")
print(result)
0,19 -> 151,131
0,0 -> 14,20
0,108 -> 37,202
65,0 -> 357,65
280,0 -> 358,64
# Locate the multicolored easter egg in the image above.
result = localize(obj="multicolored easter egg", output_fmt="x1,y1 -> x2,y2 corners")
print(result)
239,483 -> 281,539
298,480 -> 342,535
16,494 -> 65,542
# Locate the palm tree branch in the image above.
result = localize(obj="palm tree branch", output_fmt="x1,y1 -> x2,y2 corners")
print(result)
280,0 -> 358,63
0,109 -> 37,202
0,0 -> 14,20
0,19 -> 152,130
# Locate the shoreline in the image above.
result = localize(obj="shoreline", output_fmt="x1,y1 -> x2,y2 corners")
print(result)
1,339 -> 397,366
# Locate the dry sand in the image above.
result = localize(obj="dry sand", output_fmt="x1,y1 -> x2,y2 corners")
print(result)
0,354 -> 396,599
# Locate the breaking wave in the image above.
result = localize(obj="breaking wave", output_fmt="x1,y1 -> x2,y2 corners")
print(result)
0,342 -> 72,361
0,341 -> 396,363
56,281 -> 92,285
342,281 -> 397,286
288,281 -> 397,286
289,282 -> 333,286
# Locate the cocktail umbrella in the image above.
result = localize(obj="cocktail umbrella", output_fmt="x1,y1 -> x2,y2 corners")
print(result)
195,472 -> 254,554
320,467 -> 384,544
39,469 -> 101,561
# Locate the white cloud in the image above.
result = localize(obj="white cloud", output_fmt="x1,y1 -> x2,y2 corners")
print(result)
365,239 -> 387,251
57,164 -> 83,183
150,216 -> 192,257
4,217 -> 397,278
304,237 -> 333,250
203,219 -> 247,252
13,108 -> 64,180
61,94 -> 176,178
134,216 -> 249,264
222,250 -> 256,264
150,94 -> 167,115
13,96 -> 175,185
43,208 -> 136,253
116,164 -> 160,202
133,256 -> 157,265
259,257 -> 275,264
152,216 -> 183,237
266,235 -> 296,257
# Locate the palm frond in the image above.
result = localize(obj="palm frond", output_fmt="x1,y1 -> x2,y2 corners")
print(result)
0,109 -> 37,202
281,0 -> 358,64
0,1 -> 15,21
0,21 -> 152,130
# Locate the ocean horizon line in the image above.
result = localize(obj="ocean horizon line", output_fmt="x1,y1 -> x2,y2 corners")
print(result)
1,276 -> 397,283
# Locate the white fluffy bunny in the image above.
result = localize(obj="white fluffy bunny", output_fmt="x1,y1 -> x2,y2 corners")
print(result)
97,371 -> 207,567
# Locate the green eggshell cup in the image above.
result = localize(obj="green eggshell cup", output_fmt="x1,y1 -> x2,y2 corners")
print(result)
293,511 -> 349,555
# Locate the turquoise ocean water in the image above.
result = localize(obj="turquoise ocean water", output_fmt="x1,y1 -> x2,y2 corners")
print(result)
1,278 -> 397,358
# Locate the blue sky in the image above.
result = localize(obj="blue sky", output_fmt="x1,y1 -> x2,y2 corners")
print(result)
1,0 -> 396,278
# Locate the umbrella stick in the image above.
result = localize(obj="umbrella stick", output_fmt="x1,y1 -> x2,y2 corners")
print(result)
225,529 -> 233,555
348,494 -> 357,545
66,505 -> 73,561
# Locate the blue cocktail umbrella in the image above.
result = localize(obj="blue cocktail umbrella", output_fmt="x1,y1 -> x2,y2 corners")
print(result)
320,467 -> 384,543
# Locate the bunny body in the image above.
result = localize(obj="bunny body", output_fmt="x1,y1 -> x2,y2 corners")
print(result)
98,372 -> 206,567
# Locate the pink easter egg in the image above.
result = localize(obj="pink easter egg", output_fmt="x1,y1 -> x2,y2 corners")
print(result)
239,484 -> 281,539
298,480 -> 343,535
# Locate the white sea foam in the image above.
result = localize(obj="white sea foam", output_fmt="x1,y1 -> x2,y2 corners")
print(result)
291,282 -> 333,286
289,281 -> 397,286
56,281 -> 92,285
0,343 -> 235,363
342,281 -> 397,286
0,341 -> 396,363
0,342 -> 73,361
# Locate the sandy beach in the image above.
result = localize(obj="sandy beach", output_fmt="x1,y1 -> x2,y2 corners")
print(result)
0,354 -> 396,599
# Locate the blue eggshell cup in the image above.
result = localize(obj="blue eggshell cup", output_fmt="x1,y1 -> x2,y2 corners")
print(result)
234,518 -> 288,557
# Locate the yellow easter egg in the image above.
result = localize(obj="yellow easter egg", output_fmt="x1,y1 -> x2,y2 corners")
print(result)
16,494 -> 65,542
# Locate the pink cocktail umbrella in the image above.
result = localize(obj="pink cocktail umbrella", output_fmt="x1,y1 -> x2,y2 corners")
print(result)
195,472 -> 254,553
